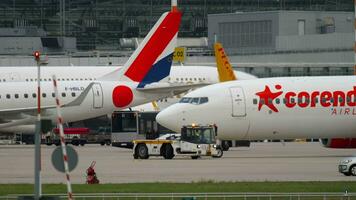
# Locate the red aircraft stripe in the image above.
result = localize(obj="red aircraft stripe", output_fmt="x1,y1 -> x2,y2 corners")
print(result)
124,11 -> 181,82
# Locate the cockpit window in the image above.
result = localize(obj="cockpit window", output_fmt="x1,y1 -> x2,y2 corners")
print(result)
179,97 -> 209,105
200,97 -> 208,104
179,97 -> 191,103
191,98 -> 200,105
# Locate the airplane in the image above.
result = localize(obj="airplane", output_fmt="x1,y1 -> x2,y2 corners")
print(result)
156,76 -> 356,148
0,3 -> 186,134
130,42 -> 256,111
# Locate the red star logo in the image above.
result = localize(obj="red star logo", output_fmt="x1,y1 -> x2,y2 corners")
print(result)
255,85 -> 283,112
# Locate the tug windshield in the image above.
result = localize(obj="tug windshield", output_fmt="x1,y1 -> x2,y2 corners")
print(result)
181,127 -> 215,144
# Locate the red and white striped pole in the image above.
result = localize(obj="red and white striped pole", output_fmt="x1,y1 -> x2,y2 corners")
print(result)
52,75 -> 73,200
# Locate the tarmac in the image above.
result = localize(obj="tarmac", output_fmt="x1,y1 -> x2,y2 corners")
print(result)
0,142 -> 355,184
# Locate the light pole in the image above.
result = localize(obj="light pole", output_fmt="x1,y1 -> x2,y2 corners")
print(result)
33,51 -> 42,200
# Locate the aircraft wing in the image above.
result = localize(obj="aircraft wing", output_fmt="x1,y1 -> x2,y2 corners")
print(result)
0,82 -> 96,128
136,82 -> 209,95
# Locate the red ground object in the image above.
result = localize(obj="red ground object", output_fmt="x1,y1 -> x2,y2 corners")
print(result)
53,127 -> 90,135
86,161 -> 99,184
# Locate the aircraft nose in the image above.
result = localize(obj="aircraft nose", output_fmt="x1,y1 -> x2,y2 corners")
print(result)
156,106 -> 182,133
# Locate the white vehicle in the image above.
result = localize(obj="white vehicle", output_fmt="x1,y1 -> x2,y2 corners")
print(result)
133,125 -> 223,159
339,157 -> 356,176
157,76 -> 356,145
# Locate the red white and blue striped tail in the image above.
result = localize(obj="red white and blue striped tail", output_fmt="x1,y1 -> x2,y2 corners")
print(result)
100,7 -> 182,88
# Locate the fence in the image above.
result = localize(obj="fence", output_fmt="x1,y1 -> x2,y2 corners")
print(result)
2,193 -> 356,200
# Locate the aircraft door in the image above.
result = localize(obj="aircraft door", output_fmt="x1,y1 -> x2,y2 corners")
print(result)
229,87 -> 246,117
92,83 -> 103,109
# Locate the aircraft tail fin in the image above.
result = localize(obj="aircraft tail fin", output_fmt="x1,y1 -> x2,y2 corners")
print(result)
214,42 -> 237,82
100,8 -> 182,88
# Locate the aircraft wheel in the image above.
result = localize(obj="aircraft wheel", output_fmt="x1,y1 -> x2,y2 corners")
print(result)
136,144 -> 149,159
222,141 -> 230,151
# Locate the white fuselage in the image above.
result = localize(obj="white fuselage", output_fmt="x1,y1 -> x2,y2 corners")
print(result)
157,76 -> 356,140
0,66 -> 256,133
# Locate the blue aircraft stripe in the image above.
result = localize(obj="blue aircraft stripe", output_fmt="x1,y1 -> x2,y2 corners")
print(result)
137,53 -> 173,88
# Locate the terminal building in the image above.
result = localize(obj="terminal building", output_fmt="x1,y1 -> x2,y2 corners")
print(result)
0,0 -> 353,77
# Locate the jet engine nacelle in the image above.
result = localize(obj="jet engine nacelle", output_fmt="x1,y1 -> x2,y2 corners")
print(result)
320,138 -> 356,148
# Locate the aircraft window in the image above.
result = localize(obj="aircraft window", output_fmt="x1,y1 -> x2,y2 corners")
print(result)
30,79 -> 33,81
14,94 -> 19,99
0,79 -> 2,82
194,78 -> 197,81
44,79 -> 47,81
321,98 -> 326,103
290,98 -> 295,104
168,78 -> 171,81
347,97 -> 351,103
275,98 -> 280,104
24,94 -> 28,98
3,79 -> 5,82
71,92 -> 76,97
89,78 -> 93,81
268,98 -> 273,104
179,97 -> 191,103
176,78 -> 179,81
66,78 -> 69,81
313,98 -> 318,104
189,78 -> 192,81
260,99 -> 265,105
330,98 -> 334,103
305,98 -> 310,104
199,97 -> 209,104
80,78 -> 83,81
165,99 -> 167,102
253,99 -> 258,105
52,93 -> 55,98
94,78 -> 96,80
297,98 -> 301,104
40,79 -> 42,81
85,78 -> 88,81
6,94 -> 10,99
191,98 -> 200,105
203,78 -> 206,80
185,78 -> 188,81
339,97 -> 344,103
48,78 -> 51,81
198,78 -> 201,81
71,78 -> 74,81
62,78 -> 65,81
32,93 -> 36,98
26,79 -> 29,82
62,93 -> 66,97
42,93 -> 46,98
